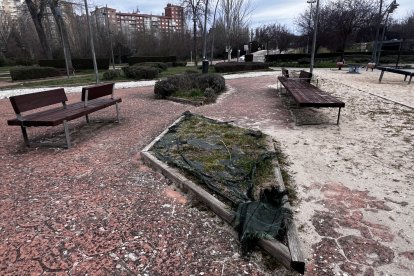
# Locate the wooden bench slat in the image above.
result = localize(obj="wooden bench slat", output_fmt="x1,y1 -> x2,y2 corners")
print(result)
278,73 -> 345,124
7,83 -> 121,148
82,83 -> 114,101
9,88 -> 67,114
7,98 -> 122,127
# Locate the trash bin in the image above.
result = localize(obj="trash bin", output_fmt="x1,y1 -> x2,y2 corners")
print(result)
202,60 -> 209,74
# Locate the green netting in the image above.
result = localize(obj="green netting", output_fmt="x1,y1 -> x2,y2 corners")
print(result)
151,112 -> 292,252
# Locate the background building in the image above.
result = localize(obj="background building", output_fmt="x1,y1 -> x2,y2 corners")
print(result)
92,3 -> 184,35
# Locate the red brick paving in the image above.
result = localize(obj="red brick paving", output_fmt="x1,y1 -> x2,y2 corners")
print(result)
1,75 -> 408,275
0,76 -> 290,275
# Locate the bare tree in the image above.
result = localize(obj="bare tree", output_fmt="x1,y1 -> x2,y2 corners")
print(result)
0,10 -> 13,53
24,0 -> 53,59
219,0 -> 252,61
296,0 -> 378,53
182,0 -> 203,65
49,0 -> 73,69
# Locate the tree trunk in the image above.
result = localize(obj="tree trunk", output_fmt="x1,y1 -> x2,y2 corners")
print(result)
49,1 -> 73,70
193,19 -> 198,66
25,0 -> 52,59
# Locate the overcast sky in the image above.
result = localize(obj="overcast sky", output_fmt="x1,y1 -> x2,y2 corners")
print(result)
91,0 -> 413,32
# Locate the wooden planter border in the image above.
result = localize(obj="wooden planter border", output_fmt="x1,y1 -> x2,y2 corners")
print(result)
141,114 -> 305,274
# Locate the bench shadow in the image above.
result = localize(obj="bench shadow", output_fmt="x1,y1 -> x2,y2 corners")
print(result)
15,119 -> 121,151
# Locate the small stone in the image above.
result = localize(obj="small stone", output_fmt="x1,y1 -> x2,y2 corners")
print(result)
128,253 -> 138,261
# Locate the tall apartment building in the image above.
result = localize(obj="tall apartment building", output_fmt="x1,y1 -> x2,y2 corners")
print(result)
92,4 -> 184,35
0,0 -> 23,18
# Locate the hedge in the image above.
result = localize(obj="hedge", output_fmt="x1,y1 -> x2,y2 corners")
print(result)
133,62 -> 169,71
245,54 -> 253,62
214,62 -> 269,73
38,59 -> 110,70
122,65 -> 159,80
128,56 -> 177,65
10,66 -> 61,81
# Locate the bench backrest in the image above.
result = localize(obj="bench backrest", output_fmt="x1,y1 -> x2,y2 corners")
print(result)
281,68 -> 289,78
299,70 -> 312,83
9,88 -> 67,114
81,83 -> 115,101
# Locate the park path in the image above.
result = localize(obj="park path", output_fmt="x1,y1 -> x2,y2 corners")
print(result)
0,75 -> 291,275
1,73 -> 413,275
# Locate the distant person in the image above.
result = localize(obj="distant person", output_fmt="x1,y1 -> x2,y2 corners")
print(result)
336,58 -> 345,70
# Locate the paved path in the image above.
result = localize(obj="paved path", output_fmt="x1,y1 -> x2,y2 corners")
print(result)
1,74 -> 413,275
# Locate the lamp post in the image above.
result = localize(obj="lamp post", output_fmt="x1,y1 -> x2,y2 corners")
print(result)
193,17 -> 198,66
376,0 -> 399,64
84,0 -> 99,84
306,0 -> 316,55
55,6 -> 70,78
210,0 -> 219,65
309,0 -> 320,74
103,5 -> 115,69
202,0 -> 209,73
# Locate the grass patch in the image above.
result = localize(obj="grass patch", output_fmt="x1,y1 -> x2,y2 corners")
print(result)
151,113 -> 279,205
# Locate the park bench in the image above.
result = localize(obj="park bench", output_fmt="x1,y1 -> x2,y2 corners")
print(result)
277,69 -> 345,125
376,66 -> 414,84
7,83 -> 121,148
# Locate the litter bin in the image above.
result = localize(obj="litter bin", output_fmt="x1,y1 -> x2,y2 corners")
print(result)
202,60 -> 209,74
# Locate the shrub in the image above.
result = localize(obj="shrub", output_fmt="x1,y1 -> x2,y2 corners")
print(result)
38,59 -> 109,70
10,66 -> 60,81
297,58 -> 310,64
204,88 -> 216,103
214,62 -> 269,73
154,79 -> 177,99
132,62 -> 168,71
173,61 -> 188,67
102,69 -> 121,80
245,54 -> 253,62
154,72 -> 226,101
122,65 -> 159,80
196,73 -> 226,93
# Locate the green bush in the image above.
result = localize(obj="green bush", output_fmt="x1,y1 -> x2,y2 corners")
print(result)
297,58 -> 310,64
102,69 -> 121,80
154,72 -> 226,101
214,62 -> 269,73
204,88 -> 216,103
38,59 -> 109,70
173,61 -> 187,67
196,73 -> 226,93
10,66 -> 61,81
245,54 -> 253,62
122,65 -> 159,80
154,79 -> 177,99
132,62 -> 168,71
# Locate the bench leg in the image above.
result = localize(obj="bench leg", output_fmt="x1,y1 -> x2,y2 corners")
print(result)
409,76 -> 412,85
404,75 -> 407,82
115,102 -> 120,123
379,71 -> 385,83
20,126 -> 30,147
85,114 -> 90,123
337,107 -> 342,125
63,120 -> 71,149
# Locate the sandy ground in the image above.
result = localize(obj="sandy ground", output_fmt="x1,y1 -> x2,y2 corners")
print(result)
0,68 -> 413,275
